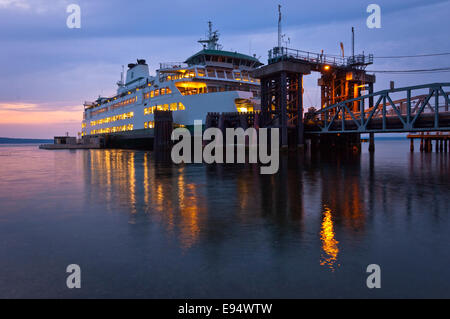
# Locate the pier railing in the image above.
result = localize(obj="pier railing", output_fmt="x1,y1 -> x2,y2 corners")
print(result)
309,82 -> 450,133
268,47 -> 373,69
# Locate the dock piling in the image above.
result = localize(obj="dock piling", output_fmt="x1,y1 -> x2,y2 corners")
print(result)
369,132 -> 375,153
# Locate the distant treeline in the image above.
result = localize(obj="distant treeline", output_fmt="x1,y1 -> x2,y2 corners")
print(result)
0,137 -> 53,144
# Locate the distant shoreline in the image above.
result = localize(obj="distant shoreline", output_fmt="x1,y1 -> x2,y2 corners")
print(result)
0,136 -> 407,145
0,137 -> 53,144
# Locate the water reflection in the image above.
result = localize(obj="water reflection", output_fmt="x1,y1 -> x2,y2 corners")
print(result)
320,205 -> 339,271
1,141 -> 449,298
80,145 -> 450,269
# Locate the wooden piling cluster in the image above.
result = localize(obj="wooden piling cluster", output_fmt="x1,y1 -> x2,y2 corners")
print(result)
153,110 -> 173,151
407,132 -> 450,152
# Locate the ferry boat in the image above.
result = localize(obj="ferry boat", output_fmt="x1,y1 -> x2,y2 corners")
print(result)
81,23 -> 263,137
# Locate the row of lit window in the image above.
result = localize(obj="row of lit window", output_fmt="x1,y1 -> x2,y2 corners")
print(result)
110,96 -> 137,111
90,124 -> 134,135
167,71 -> 197,80
144,102 -> 185,114
90,112 -> 134,126
144,121 -> 155,129
144,121 -> 186,129
144,87 -> 172,99
90,107 -> 108,117
165,68 -> 259,83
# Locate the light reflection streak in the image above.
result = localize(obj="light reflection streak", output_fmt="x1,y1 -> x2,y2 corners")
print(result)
320,206 -> 340,271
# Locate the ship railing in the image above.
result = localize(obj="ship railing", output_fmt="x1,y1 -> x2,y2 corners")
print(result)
159,62 -> 189,70
84,101 -> 96,110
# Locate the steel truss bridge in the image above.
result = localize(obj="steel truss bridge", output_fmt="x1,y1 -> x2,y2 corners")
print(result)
307,83 -> 450,134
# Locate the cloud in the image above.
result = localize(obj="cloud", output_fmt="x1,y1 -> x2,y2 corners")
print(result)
0,0 -> 30,10
0,102 -> 82,125
0,0 -> 449,137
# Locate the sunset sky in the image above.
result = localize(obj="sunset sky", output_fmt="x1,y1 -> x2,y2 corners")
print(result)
1,0 -> 449,138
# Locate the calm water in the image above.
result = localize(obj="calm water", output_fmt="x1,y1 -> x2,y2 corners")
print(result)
0,140 -> 449,298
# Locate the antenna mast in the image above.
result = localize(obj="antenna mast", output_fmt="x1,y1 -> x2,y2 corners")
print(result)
117,65 -> 125,87
198,21 -> 221,50
352,27 -> 355,58
278,4 -> 282,48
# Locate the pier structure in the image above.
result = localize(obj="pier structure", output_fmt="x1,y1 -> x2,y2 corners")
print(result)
407,132 -> 450,153
250,46 -> 374,150
251,59 -> 310,148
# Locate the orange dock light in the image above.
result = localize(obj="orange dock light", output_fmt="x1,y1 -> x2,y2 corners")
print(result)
323,65 -> 331,71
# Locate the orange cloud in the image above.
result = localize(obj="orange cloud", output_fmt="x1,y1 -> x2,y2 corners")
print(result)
0,102 -> 83,124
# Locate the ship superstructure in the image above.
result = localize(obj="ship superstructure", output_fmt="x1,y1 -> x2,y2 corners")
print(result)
81,22 -> 263,136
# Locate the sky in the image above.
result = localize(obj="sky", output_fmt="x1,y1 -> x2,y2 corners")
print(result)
0,0 -> 449,138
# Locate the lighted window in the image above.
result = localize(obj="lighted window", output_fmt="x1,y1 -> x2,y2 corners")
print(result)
197,68 -> 205,77
178,102 -> 185,110
225,70 -> 233,79
144,121 -> 154,129
207,68 -> 216,77
174,82 -> 207,96
170,103 -> 177,111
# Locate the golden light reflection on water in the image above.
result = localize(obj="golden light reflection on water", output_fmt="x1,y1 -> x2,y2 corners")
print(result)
128,152 -> 136,215
143,153 -> 149,206
85,150 -> 205,250
177,168 -> 201,249
320,206 -> 340,271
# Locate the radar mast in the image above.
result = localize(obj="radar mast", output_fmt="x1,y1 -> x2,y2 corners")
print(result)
198,21 -> 222,50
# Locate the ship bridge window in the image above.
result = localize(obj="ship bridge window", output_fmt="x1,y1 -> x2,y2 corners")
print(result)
206,68 -> 216,77
233,71 -> 241,81
216,70 -> 225,79
225,70 -> 233,80
187,71 -> 196,78
197,68 -> 205,77
175,82 -> 207,95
